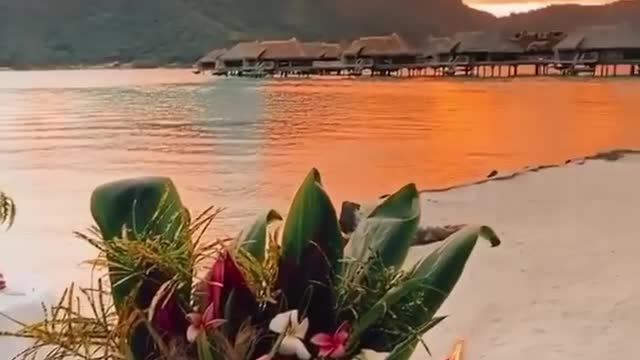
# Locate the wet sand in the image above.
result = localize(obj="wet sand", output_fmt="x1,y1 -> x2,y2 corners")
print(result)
409,153 -> 640,360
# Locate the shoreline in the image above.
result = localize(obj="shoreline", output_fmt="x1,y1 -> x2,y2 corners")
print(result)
409,149 -> 640,360
420,148 -> 640,194
1,63 -> 193,72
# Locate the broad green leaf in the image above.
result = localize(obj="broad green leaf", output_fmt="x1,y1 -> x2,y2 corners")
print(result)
405,226 -> 500,328
236,209 -> 282,261
350,226 -> 498,346
343,183 -> 420,272
281,168 -> 343,272
91,177 -> 189,305
91,176 -> 187,243
90,177 -> 190,360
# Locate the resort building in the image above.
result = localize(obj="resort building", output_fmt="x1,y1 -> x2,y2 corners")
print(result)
342,33 -> 421,73
554,24 -> 640,63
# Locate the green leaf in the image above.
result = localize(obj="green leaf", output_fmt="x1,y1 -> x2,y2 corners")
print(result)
197,334 -> 216,360
404,226 -> 500,330
90,177 -> 190,360
343,183 -> 420,275
386,316 -> 448,359
236,209 -> 282,261
91,177 -> 189,306
349,226 -> 499,346
281,168 -> 343,273
91,176 -> 188,243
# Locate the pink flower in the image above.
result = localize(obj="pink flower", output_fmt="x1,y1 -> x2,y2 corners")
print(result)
255,356 -> 272,360
186,303 -> 226,343
310,322 -> 350,358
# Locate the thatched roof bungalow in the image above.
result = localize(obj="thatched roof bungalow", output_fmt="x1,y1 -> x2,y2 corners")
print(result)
219,41 -> 264,70
423,36 -> 455,63
196,48 -> 227,71
343,33 -> 420,68
216,38 -> 343,73
446,31 -> 523,62
511,31 -> 566,54
302,42 -> 343,60
554,24 -> 640,62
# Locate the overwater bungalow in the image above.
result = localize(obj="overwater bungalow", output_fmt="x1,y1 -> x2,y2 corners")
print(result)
256,38 -> 316,74
342,33 -> 420,74
195,48 -> 227,73
447,31 -> 523,64
216,38 -> 342,76
423,36 -> 454,63
554,24 -> 640,70
302,42 -> 344,74
423,31 -> 522,76
218,41 -> 264,75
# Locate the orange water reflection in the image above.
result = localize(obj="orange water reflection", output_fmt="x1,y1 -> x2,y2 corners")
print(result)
1,70 -> 640,287
260,78 -> 640,205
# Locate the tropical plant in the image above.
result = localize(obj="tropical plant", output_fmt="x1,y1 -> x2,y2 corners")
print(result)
0,190 -> 16,229
1,169 -> 500,360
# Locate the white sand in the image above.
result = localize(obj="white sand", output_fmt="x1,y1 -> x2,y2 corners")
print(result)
408,155 -> 640,360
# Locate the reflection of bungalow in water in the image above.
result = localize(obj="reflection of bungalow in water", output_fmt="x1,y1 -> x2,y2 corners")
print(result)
342,33 -> 420,72
196,48 -> 227,73
446,31 -> 523,64
554,24 -> 640,64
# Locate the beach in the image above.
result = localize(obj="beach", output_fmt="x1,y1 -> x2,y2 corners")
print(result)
410,154 -> 640,360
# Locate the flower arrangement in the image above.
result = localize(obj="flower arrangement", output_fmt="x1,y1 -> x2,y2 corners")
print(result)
1,169 -> 499,360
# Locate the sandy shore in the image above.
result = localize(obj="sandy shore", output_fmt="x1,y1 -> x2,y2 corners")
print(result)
408,153 -> 640,360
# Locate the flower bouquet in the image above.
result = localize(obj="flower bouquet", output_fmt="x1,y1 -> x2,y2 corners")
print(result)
2,169 -> 499,360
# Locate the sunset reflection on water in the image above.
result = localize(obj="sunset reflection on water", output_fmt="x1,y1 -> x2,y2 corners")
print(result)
1,69 -> 639,285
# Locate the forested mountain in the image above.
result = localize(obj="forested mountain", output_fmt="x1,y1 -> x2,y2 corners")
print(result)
0,0 -> 636,67
499,0 -> 640,32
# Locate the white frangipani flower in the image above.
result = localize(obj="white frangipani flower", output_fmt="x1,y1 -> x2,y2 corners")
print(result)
268,309 -> 311,359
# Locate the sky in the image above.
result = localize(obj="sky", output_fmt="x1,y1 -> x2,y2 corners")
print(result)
464,0 -> 618,17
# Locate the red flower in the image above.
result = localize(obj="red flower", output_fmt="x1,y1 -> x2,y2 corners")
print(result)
310,321 -> 350,358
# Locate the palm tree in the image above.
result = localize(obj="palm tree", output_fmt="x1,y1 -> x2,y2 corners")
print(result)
1,190 -> 16,229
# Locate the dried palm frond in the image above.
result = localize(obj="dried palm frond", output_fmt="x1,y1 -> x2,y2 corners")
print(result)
0,190 -> 16,229
0,281 -> 122,360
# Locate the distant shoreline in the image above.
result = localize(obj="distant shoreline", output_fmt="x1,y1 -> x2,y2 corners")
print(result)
0,63 -> 194,71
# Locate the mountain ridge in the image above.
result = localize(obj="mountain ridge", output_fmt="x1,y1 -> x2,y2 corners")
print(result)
0,0 -> 637,67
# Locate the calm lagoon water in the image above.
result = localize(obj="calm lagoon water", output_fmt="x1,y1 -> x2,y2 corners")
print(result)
1,69 -> 639,286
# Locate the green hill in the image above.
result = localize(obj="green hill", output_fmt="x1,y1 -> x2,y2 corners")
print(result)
0,0 -> 637,67
0,0 -> 492,67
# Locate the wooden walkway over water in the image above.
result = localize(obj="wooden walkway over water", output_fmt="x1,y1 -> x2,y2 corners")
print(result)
212,59 -> 640,78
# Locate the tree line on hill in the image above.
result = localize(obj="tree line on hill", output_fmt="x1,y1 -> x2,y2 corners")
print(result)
0,0 -> 638,68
